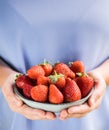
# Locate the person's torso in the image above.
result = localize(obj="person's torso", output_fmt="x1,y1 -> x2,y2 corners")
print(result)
0,0 -> 109,73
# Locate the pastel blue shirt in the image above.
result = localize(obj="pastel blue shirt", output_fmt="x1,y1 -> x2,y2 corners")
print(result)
0,0 -> 109,130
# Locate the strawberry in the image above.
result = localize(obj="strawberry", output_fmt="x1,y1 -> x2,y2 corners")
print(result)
23,84 -> 33,99
27,65 -> 45,79
63,78 -> 81,102
30,85 -> 48,102
49,71 -> 66,90
49,84 -> 64,104
37,75 -> 50,85
15,74 -> 36,89
69,60 -> 85,73
75,73 -> 94,98
40,60 -> 53,76
54,63 -> 75,79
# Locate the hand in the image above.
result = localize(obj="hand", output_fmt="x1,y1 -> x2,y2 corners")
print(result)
59,70 -> 107,120
1,72 -> 56,120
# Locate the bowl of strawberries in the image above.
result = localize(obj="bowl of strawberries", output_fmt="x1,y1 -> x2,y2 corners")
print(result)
14,60 -> 94,112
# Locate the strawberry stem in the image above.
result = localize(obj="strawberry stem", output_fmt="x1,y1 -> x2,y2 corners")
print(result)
49,71 -> 64,83
43,59 -> 49,65
15,74 -> 22,81
76,72 -> 87,77
54,61 -> 60,67
68,62 -> 73,67
40,59 -> 51,65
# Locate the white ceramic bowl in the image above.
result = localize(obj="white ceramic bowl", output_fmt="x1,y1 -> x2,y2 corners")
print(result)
14,85 -> 94,113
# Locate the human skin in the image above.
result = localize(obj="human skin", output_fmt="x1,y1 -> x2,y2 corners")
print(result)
0,58 -> 109,120
0,58 -> 56,120
59,59 -> 109,120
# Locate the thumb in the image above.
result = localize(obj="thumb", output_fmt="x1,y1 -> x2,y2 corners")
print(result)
2,83 -> 23,108
88,78 -> 106,107
14,94 -> 23,107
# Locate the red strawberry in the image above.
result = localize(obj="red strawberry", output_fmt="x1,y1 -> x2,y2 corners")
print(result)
37,75 -> 50,85
69,60 -> 85,73
54,63 -> 75,79
75,73 -> 94,98
49,71 -> 66,90
49,84 -> 64,104
27,65 -> 45,79
30,85 -> 48,102
15,74 -> 36,89
63,78 -> 81,102
40,60 -> 53,76
23,84 -> 33,99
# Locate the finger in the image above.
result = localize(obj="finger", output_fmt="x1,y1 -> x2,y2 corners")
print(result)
45,111 -> 56,120
68,95 -> 103,116
70,97 -> 103,118
10,95 -> 23,109
2,82 -> 56,120
2,85 -> 23,110
66,113 -> 87,119
59,109 -> 68,120
2,79 -> 42,117
59,109 -> 87,120
18,104 -> 56,120
88,79 -> 106,107
1,73 -> 54,120
68,103 -> 91,114
18,104 -> 46,120
89,96 -> 103,110
19,104 -> 56,120
19,104 -> 45,116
